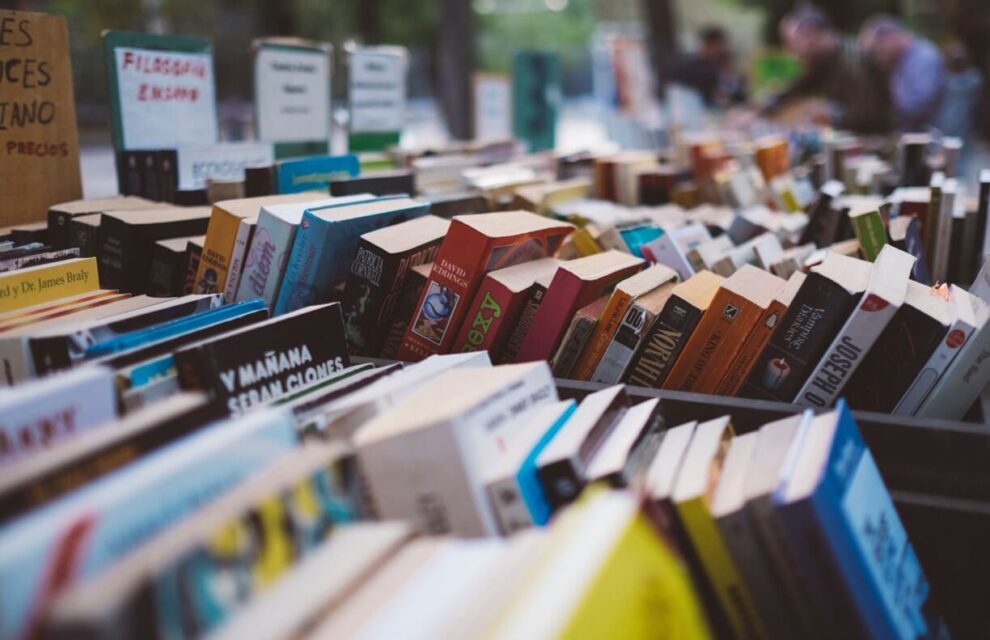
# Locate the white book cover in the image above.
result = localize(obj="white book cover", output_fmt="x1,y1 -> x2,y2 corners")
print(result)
893,285 -> 979,415
794,246 -> 914,408
234,194 -> 374,308
916,293 -> 990,420
355,362 -> 556,537
0,366 -> 116,466
0,406 -> 297,640
222,218 -> 256,303
643,223 -> 711,281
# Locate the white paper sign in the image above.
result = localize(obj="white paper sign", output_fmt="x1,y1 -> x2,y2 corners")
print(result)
176,143 -> 274,190
114,47 -> 218,150
255,46 -> 330,142
349,48 -> 407,133
473,74 -> 511,141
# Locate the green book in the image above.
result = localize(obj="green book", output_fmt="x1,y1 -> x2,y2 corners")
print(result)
849,207 -> 887,262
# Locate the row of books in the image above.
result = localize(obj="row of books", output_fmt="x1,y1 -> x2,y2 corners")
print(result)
0,345 -> 945,639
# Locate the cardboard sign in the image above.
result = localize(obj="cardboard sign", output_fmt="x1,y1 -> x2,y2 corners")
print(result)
254,39 -> 331,144
176,143 -> 274,190
347,45 -> 407,152
473,73 -> 511,141
0,11 -> 82,225
103,31 -> 218,151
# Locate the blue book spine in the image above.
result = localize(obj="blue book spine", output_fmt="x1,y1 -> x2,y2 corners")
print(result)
273,210 -> 331,315
620,225 -> 663,259
83,299 -> 268,359
276,154 -> 360,194
810,401 -> 932,640
516,400 -> 577,526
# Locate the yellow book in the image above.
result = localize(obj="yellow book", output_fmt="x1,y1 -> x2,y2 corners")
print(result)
0,257 -> 99,313
570,264 -> 678,381
673,417 -> 769,640
487,488 -> 710,640
193,193 -> 323,294
570,227 -> 602,257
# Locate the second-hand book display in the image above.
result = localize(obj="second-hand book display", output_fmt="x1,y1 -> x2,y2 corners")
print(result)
1,11 -> 989,637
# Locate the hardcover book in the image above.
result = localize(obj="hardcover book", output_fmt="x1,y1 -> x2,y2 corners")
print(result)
843,281 -> 951,412
397,211 -> 573,361
451,257 -> 560,362
98,207 -> 212,294
570,264 -> 678,381
738,253 -> 871,402
624,270 -> 723,389
275,196 -> 431,315
664,265 -> 786,394
344,215 -> 449,356
551,295 -> 608,378
234,194 -> 374,309
175,303 -> 351,415
515,250 -> 644,364
0,257 -> 99,314
194,193 -> 321,297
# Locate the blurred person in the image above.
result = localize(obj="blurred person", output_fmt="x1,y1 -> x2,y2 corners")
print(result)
859,15 -> 946,131
937,42 -> 982,140
763,6 -> 893,133
666,26 -> 748,109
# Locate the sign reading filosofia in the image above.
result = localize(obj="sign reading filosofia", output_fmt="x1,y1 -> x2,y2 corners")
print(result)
348,46 -> 408,133
255,42 -> 331,143
112,45 -> 218,150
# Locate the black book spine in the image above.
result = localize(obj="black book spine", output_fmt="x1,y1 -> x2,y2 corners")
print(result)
158,150 -> 178,204
47,211 -> 71,249
973,177 -> 990,281
117,151 -> 143,196
843,305 -> 947,412
799,191 -> 838,247
27,336 -> 73,377
96,217 -> 129,290
183,243 -> 203,296
624,294 -> 702,388
499,283 -> 547,364
147,244 -> 180,297
739,273 -> 860,401
343,240 -> 397,356
244,165 -> 275,197
536,458 -> 586,513
948,214 -> 966,285
141,151 -> 162,201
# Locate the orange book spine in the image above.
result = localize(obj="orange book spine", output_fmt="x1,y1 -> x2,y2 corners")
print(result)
570,291 -> 632,380
716,300 -> 786,396
661,288 -> 755,393
193,208 -> 240,294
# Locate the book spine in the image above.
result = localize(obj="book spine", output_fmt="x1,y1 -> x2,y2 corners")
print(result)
625,294 -> 703,388
975,176 -> 990,279
515,273 -> 587,364
737,274 -> 855,402
591,302 -> 657,384
235,215 -> 294,309
451,281 -> 516,358
141,151 -> 162,201
117,151 -> 143,196
915,321 -> 990,419
47,211 -> 72,249
892,314 -> 975,415
183,242 -> 203,295
487,475 -> 535,535
551,312 -> 597,378
378,268 -> 429,360
794,293 -> 898,408
851,211 -> 886,262
718,301 -> 785,396
923,183 -> 942,275
273,212 -> 326,315
0,249 -> 80,273
500,281 -> 549,364
158,150 -> 178,203
26,336 -> 73,377
194,209 -> 241,295
147,246 -> 181,297
0,258 -> 99,314
571,291 -> 632,381
843,306 -> 947,413
397,225 -> 488,361
536,457 -> 586,514
222,221 -> 255,303
342,241 -> 397,356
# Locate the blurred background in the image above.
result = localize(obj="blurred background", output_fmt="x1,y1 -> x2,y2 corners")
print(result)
4,0 -> 990,193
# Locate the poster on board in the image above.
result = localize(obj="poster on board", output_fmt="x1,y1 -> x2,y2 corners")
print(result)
0,10 -> 82,226
254,38 -> 331,158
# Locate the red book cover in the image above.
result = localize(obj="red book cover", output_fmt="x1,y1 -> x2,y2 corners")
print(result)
514,250 -> 644,363
396,211 -> 572,361
451,258 -> 560,361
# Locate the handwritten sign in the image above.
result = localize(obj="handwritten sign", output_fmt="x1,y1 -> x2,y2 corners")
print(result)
348,45 -> 407,134
473,73 -> 511,141
103,32 -> 218,151
254,40 -> 331,143
0,10 -> 82,225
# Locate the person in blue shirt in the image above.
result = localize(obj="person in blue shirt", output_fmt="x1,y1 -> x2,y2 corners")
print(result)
859,16 -> 946,132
